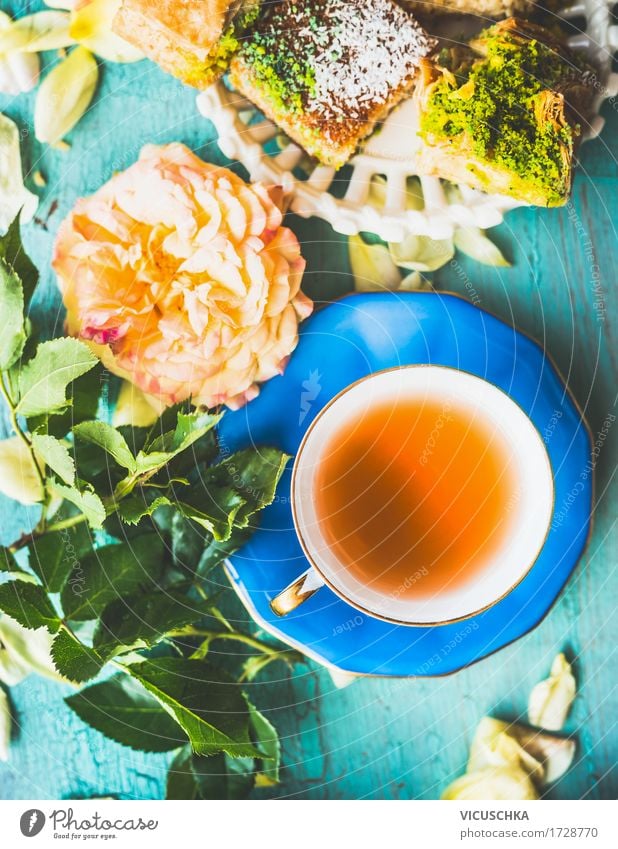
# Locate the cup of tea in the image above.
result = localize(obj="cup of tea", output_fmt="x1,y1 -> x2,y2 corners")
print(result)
271,365 -> 555,625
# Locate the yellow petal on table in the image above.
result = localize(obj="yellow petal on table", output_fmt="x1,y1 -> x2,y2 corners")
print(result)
539,738 -> 576,785
34,46 -> 98,145
467,717 -> 545,785
0,51 -> 40,94
454,227 -> 511,267
442,766 -> 539,800
399,270 -> 431,291
0,11 -> 73,54
0,13 -> 40,95
0,645 -> 31,687
388,233 -> 454,273
368,175 -> 424,212
0,687 -> 10,762
0,616 -> 68,684
70,0 -> 144,63
0,436 -> 44,506
507,723 -> 576,785
349,234 -> 401,292
528,652 -> 576,731
0,114 -> 39,233
112,380 -> 160,428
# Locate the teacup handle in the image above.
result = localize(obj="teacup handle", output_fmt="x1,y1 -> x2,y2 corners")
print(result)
270,568 -> 325,616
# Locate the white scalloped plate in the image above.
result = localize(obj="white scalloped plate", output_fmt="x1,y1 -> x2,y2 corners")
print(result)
197,0 -> 618,240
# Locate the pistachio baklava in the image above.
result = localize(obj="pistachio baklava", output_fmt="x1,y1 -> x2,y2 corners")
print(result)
400,0 -> 532,18
113,0 -> 261,88
229,0 -> 437,168
414,18 -> 596,206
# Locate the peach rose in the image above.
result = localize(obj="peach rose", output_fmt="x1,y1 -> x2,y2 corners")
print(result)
53,143 -> 311,409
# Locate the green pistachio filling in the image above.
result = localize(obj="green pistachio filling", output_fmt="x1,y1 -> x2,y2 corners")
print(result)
239,9 -> 320,115
420,28 -> 583,204
209,28 -> 243,71
181,5 -> 262,85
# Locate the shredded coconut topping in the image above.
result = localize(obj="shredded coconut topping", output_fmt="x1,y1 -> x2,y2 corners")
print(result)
301,0 -> 434,120
243,0 -> 435,127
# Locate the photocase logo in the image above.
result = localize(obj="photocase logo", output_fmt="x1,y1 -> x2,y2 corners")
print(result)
299,369 -> 322,425
19,809 -> 45,837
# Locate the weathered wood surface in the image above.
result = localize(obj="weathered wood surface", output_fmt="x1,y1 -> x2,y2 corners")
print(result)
0,2 -> 616,799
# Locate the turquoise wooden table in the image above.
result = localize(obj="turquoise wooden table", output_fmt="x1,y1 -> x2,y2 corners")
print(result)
0,1 -> 616,800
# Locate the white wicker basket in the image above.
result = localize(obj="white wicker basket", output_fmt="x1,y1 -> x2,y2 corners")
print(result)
197,1 -> 618,241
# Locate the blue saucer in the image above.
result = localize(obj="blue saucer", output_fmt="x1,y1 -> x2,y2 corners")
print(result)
218,292 -> 593,676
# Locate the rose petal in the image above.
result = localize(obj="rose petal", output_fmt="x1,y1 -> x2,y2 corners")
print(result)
53,144 -> 312,409
528,653 -> 576,731
442,767 -> 538,801
0,113 -> 38,229
0,11 -> 73,54
0,436 -> 44,505
69,0 -> 143,63
34,46 -> 98,145
467,717 -> 545,785
349,234 -> 401,292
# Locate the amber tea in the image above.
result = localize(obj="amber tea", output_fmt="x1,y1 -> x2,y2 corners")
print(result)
314,397 -> 518,599
281,366 -> 554,625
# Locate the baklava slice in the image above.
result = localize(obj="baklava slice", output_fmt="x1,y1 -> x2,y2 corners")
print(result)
414,18 -> 596,206
400,0 -> 532,18
229,0 -> 437,168
113,0 -> 261,88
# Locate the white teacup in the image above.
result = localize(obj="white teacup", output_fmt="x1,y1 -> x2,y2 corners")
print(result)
271,366 -> 554,626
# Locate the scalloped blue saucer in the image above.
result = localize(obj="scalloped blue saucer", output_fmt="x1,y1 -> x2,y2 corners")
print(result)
218,292 -> 593,676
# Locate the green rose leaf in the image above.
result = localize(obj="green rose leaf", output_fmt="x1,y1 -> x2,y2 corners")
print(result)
129,658 -> 261,758
73,421 -> 136,473
166,749 -> 203,800
28,365 -> 104,439
145,406 -> 221,455
0,213 -> 38,308
0,546 -> 32,581
16,338 -> 98,417
0,257 -> 26,371
53,483 -> 106,530
169,513 -> 204,570
51,629 -> 104,683
249,701 -> 280,784
134,408 -> 222,477
31,433 -> 76,486
116,492 -> 172,526
66,674 -> 188,752
177,448 -> 289,541
60,534 -> 164,621
193,753 -> 255,799
28,532 -> 75,592
0,548 -> 20,574
93,590 -> 215,659
169,410 -> 222,455
220,448 -> 289,527
0,580 -> 61,632
197,526 -> 253,577
177,490 -> 244,542
115,424 -> 149,456
168,514 -> 251,578
166,748 -> 256,800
